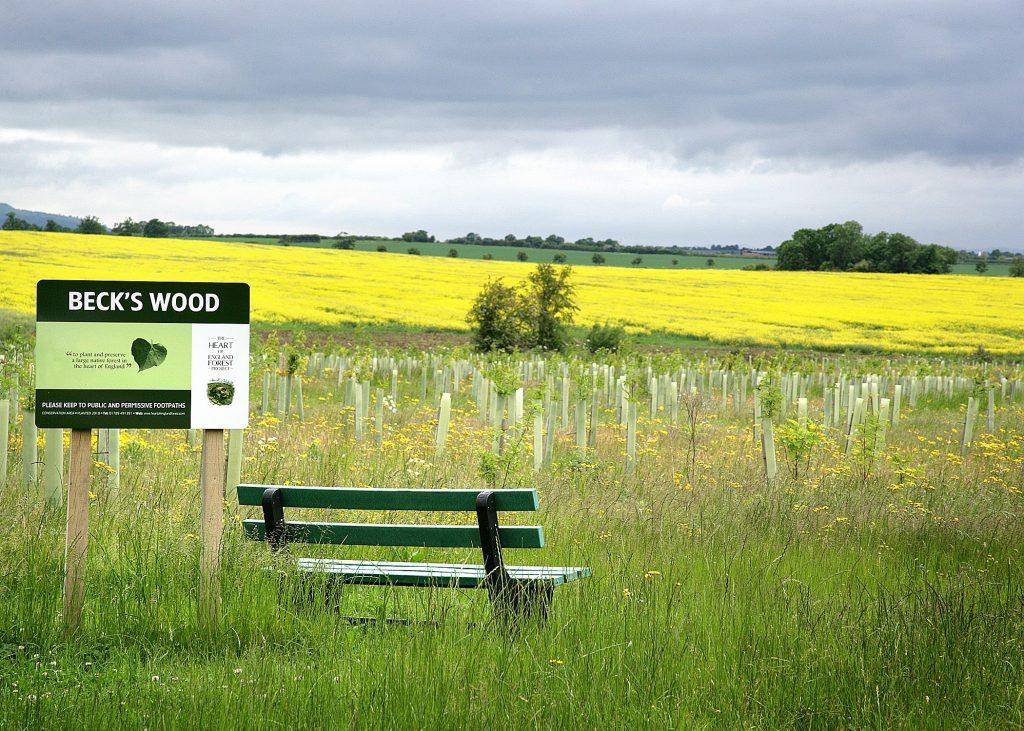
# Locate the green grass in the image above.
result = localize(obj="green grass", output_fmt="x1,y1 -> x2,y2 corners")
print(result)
200,236 -> 772,270
3,344 -> 1024,728
197,236 -> 1016,275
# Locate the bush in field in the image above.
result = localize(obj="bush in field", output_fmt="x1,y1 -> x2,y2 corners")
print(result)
402,230 -> 434,243
407,247 -> 421,255
592,253 -> 605,264
482,253 -> 493,260
585,322 -> 627,354
1011,258 -> 1024,277
332,237 -> 355,249
631,256 -> 642,266
377,245 -> 387,252
467,279 -> 528,353
706,258 -> 715,267
449,248 -> 459,258
517,251 -> 529,261
526,264 -> 578,351
468,264 -> 577,352
553,253 -> 566,263
975,259 -> 988,274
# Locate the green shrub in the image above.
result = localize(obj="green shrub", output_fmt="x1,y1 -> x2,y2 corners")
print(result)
585,322 -> 628,353
467,279 -> 528,352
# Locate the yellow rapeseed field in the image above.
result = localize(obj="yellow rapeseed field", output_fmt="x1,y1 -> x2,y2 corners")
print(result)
2,231 -> 1022,353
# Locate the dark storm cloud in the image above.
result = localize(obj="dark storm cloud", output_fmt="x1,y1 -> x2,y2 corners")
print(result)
2,0 -> 1022,163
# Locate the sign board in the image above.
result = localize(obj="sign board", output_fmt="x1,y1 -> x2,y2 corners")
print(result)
35,280 -> 250,429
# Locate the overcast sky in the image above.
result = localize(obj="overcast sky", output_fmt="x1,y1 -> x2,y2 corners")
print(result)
2,1 -> 1022,249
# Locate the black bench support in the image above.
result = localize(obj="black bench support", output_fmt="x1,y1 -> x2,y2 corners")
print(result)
262,486 -> 287,552
476,490 -> 552,620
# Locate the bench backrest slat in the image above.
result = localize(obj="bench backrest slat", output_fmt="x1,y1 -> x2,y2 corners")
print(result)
237,485 -> 538,512
242,520 -> 545,548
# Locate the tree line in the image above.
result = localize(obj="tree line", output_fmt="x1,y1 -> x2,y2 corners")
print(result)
1,211 -> 213,238
775,221 -> 961,274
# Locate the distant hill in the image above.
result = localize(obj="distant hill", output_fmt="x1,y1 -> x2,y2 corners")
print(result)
0,202 -> 81,230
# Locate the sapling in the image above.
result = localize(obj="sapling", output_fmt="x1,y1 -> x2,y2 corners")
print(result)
756,373 -> 781,482
375,388 -> 384,446
0,398 -> 8,482
961,396 -> 979,456
21,407 -> 37,489
107,428 -> 120,491
294,376 -> 305,421
226,429 -> 244,494
777,419 -> 821,480
679,387 -> 708,483
42,427 -> 63,508
533,412 -> 543,472
434,393 -> 451,456
625,399 -> 637,472
354,387 -> 364,441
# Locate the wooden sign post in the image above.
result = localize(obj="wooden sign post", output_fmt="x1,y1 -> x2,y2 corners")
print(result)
35,280 -> 250,632
199,428 -> 225,628
63,428 -> 92,631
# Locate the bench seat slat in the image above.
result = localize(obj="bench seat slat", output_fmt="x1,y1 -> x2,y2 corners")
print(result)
296,558 -> 591,588
242,520 -> 545,548
237,485 -> 539,511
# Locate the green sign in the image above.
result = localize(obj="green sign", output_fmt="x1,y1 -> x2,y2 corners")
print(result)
35,280 -> 250,429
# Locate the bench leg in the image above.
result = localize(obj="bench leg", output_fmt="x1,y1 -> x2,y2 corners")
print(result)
492,582 -> 554,624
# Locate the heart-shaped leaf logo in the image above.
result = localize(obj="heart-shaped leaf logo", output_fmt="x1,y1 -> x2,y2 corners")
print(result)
131,338 -> 168,372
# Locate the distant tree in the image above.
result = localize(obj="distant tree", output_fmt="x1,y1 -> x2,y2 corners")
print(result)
504,234 -> 518,243
76,215 -> 105,234
482,253 -> 493,260
706,258 -> 715,267
3,212 -> 36,231
517,251 -> 528,261
467,279 -> 528,353
553,253 -> 567,263
975,259 -> 988,274
43,219 -> 67,232
402,230 -> 433,243
112,217 -> 143,236
525,264 -> 578,352
142,218 -> 169,238
407,247 -> 421,255
672,259 -> 678,266
1010,257 -> 1024,277
332,237 -> 355,249
631,256 -> 642,266
592,253 -> 605,264
545,234 -> 565,245
523,236 -> 543,246
377,245 -> 388,252
448,248 -> 459,258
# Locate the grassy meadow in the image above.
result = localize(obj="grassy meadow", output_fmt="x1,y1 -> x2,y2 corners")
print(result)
2,343 -> 1024,727
2,231 -> 1024,354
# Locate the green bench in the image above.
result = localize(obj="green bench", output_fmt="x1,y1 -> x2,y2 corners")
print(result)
237,484 -> 590,619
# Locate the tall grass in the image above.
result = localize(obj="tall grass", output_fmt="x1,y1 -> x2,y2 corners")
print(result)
2,362 -> 1024,728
